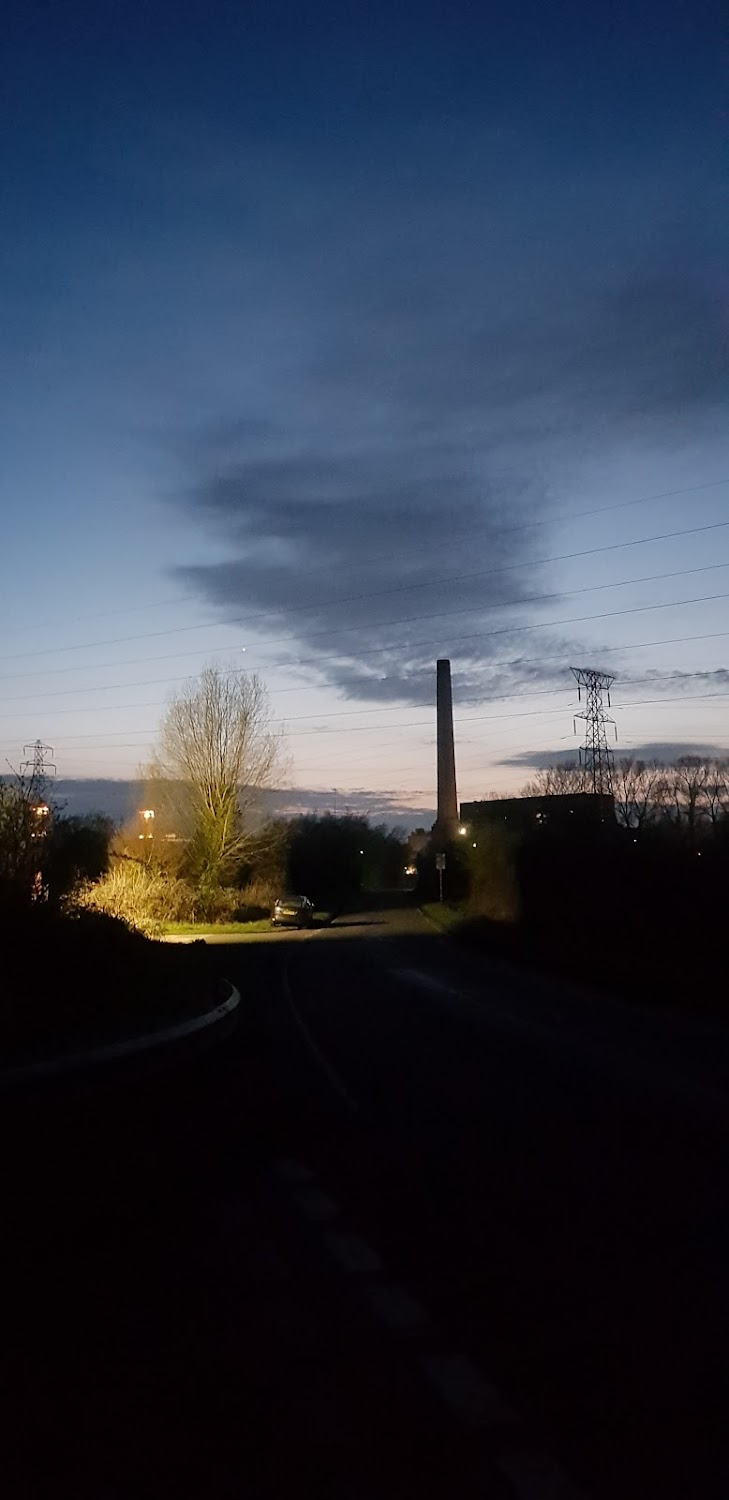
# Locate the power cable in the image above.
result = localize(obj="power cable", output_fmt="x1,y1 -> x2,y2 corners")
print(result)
4,670 -> 728,733
3,654 -> 729,736
13,475 -> 729,639
2,517 -> 728,665
4,665 -> 724,749
2,588 -> 728,712
2,557 -> 728,687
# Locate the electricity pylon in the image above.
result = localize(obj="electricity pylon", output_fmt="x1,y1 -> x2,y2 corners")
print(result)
571,669 -> 616,795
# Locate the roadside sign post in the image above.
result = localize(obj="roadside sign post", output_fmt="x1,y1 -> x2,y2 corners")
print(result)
435,852 -> 446,902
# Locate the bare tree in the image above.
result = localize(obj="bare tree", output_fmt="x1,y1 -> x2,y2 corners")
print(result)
612,759 -> 664,830
147,667 -> 283,885
704,760 -> 729,828
521,763 -> 590,797
516,754 -> 729,839
666,756 -> 710,836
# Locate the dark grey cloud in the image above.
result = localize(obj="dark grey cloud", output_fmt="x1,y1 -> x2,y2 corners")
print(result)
636,667 -> 729,690
177,441 -> 565,702
498,743 -> 729,771
171,135 -> 726,705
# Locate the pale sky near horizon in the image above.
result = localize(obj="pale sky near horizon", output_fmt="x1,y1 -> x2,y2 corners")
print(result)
1,1 -> 727,823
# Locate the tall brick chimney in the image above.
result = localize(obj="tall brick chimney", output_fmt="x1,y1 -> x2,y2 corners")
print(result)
435,658 -> 458,839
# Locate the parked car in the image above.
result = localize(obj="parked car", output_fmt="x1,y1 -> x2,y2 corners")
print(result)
271,894 -> 315,929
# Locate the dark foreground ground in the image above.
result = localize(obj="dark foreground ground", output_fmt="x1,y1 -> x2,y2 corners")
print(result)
3,899 -> 728,1498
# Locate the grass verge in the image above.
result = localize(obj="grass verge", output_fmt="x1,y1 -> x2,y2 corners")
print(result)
420,901 -> 467,933
161,910 -> 334,936
162,918 -> 272,935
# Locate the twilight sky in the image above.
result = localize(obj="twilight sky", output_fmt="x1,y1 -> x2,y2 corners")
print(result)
1,0 -> 727,823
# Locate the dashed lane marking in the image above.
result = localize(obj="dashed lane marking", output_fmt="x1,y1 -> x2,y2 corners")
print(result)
367,1283 -> 430,1330
499,1447 -> 590,1500
323,1232 -> 383,1273
271,1158 -> 316,1185
390,967 -> 460,999
421,1353 -> 519,1431
291,1186 -> 339,1222
275,1161 -> 593,1498
280,960 -> 359,1115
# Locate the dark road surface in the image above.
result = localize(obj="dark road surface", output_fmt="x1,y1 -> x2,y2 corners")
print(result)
4,902 -> 728,1498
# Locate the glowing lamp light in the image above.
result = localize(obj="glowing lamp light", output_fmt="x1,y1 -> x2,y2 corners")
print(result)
458,825 -> 467,836
140,809 -> 155,821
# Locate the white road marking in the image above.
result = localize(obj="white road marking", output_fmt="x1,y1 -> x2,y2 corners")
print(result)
323,1232 -> 382,1273
292,1186 -> 339,1222
390,967 -> 460,998
280,960 -> 359,1114
367,1284 -> 430,1330
391,963 -> 609,1059
271,1158 -> 315,1185
421,1353 -> 518,1430
499,1448 -> 589,1499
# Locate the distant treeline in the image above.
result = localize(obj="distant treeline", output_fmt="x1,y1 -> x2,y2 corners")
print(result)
525,756 -> 729,835
419,756 -> 729,1017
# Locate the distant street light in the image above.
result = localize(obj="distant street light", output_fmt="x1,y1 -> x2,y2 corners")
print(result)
458,825 -> 467,836
30,803 -> 50,840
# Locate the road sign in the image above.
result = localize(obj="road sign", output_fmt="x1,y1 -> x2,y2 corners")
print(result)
435,853 -> 446,870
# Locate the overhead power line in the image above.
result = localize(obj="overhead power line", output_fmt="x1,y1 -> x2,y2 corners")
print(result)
1,628 -> 729,725
2,665 -> 724,750
2,587 -> 728,713
14,475 -> 729,640
261,691 -> 729,737
2,517 -> 728,666
2,678 -> 729,736
35,693 -> 729,780
2,557 -> 728,688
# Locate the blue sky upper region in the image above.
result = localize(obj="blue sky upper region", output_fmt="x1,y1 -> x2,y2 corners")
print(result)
1,0 -> 727,821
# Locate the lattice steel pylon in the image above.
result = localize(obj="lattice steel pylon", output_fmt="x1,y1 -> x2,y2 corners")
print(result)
21,740 -> 56,797
571,668 -> 616,795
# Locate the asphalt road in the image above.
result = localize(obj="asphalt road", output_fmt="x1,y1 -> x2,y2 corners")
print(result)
220,901 -> 729,1499
4,901 -> 728,1498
